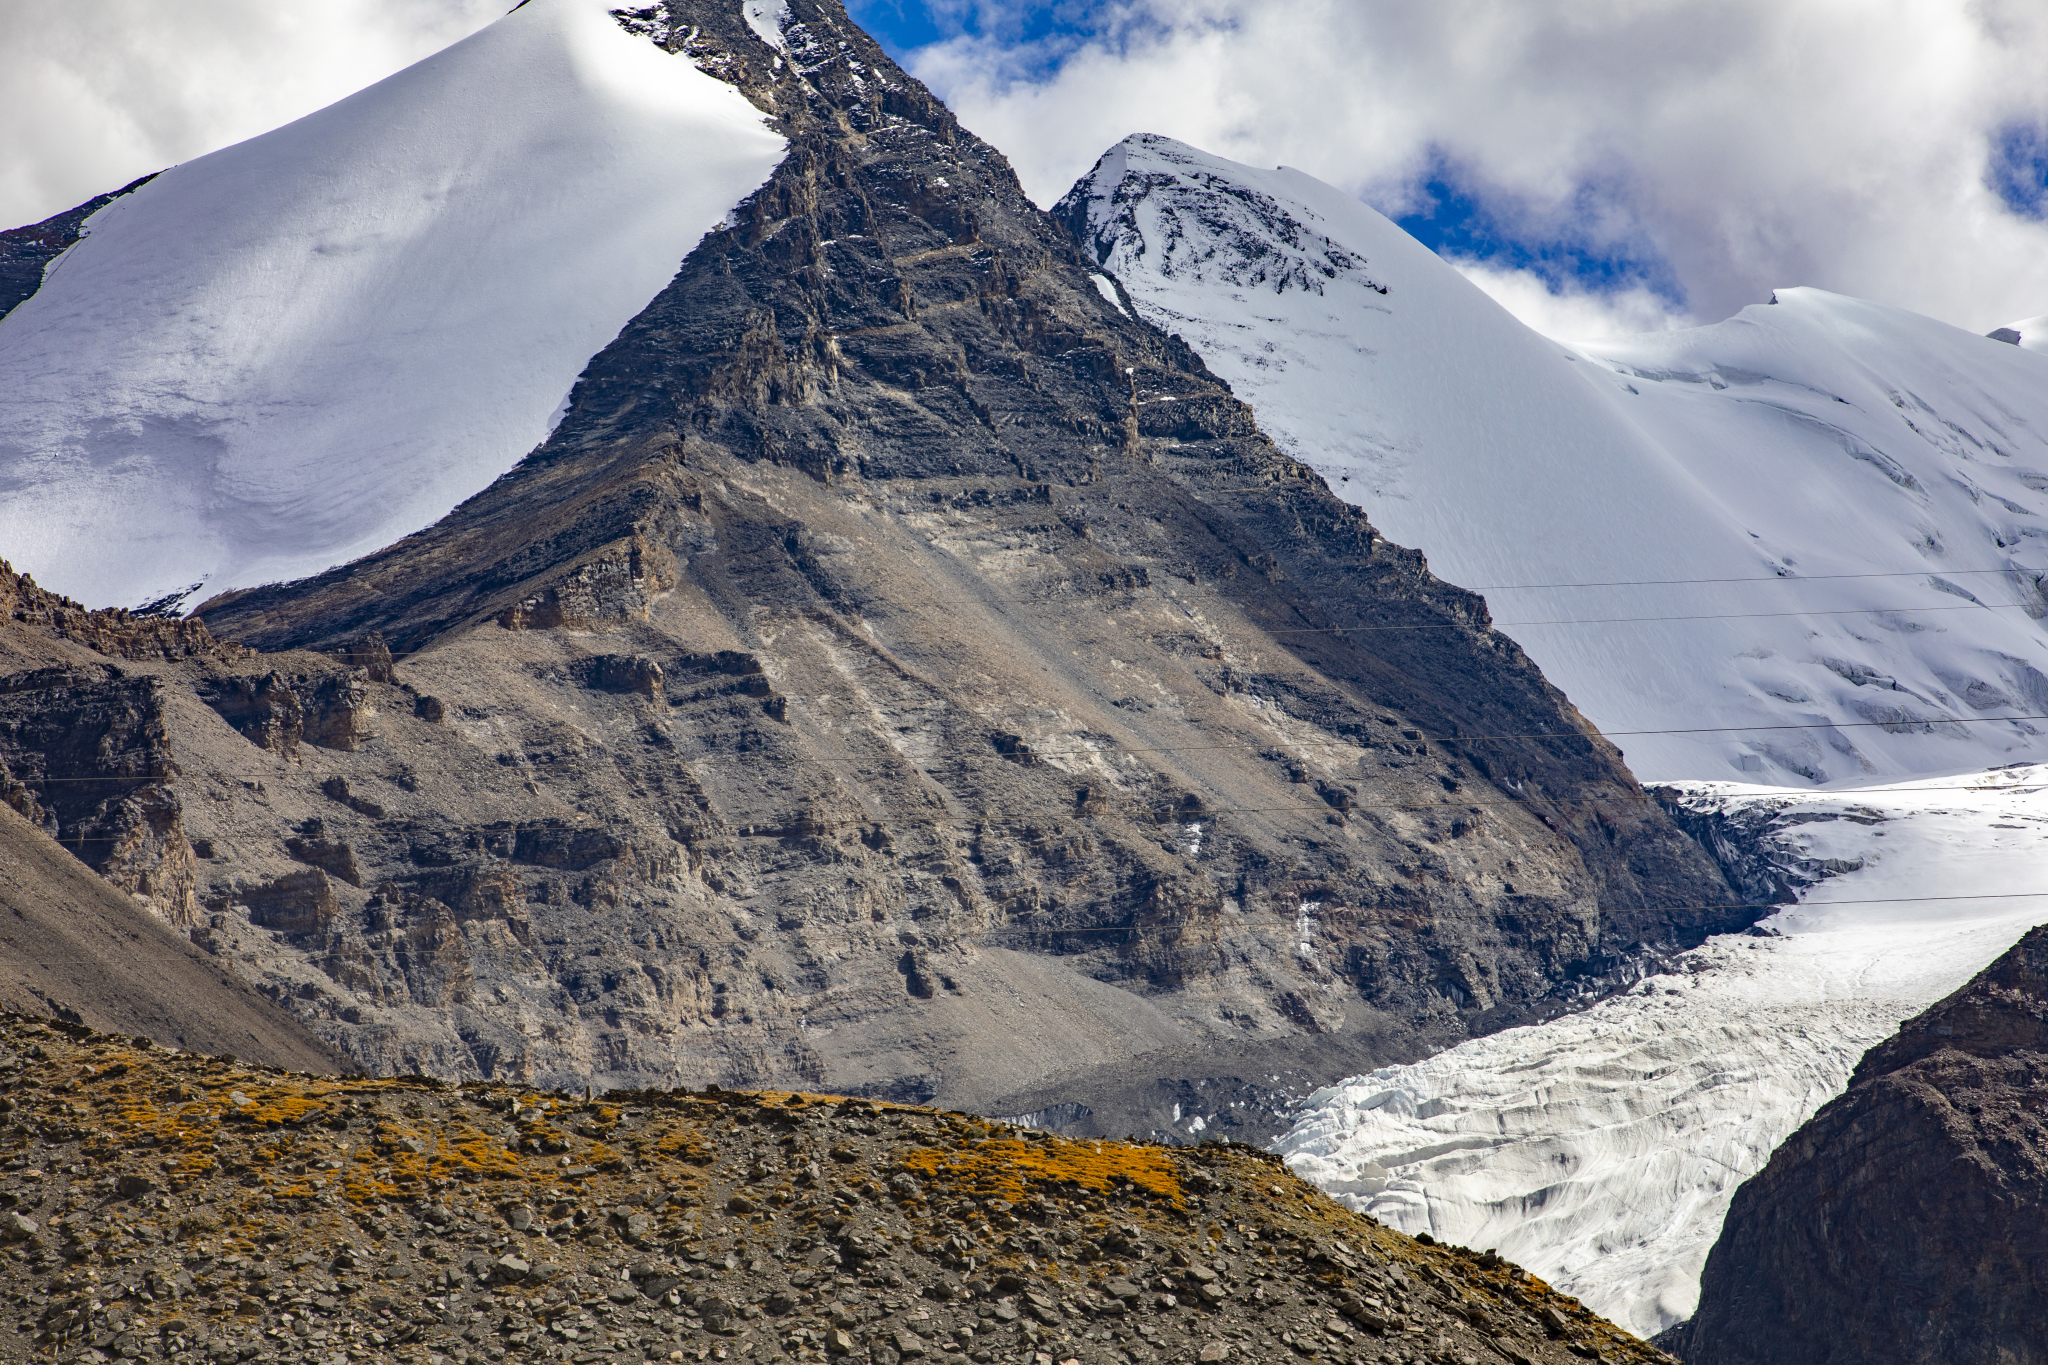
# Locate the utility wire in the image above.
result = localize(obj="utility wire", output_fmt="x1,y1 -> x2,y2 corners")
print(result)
1009,709 -> 2048,759
1468,566 -> 2048,591
18,706 -> 2048,788
1241,601 -> 2037,638
973,887 -> 2048,937
128,566 -> 2045,668
38,773 -> 2048,846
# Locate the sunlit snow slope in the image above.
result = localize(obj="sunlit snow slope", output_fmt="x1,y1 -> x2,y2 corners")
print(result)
1059,135 -> 2048,783
0,0 -> 785,611
1276,767 -> 2048,1336
1996,312 -> 2048,353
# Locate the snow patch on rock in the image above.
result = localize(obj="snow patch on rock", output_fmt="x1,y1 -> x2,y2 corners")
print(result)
742,0 -> 789,49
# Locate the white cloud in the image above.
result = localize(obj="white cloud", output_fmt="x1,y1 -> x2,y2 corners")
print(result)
1451,263 -> 1691,342
0,0 -> 501,229
7,0 -> 2048,337
908,0 -> 2048,332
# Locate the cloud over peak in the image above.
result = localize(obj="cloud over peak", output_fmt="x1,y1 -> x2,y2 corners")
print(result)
896,0 -> 2048,335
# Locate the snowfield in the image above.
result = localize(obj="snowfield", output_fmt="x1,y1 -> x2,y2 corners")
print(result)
1277,766 -> 2048,1337
1998,311 -> 2048,353
1060,135 -> 2048,784
0,0 -> 785,611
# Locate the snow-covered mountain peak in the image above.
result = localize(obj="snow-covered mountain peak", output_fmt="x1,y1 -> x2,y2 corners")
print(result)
1066,135 -> 2048,783
0,0 -> 785,612
1058,133 -> 1388,302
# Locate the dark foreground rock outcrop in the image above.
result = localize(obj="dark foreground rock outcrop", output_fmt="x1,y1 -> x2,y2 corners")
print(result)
1674,923 -> 2048,1364
0,0 -> 1742,1136
0,1014 -> 1672,1365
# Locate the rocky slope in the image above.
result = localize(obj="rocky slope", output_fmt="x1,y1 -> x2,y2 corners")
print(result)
0,0 -> 1740,1137
0,801 -> 345,1074
0,1013 -> 1672,1365
1671,923 -> 2048,1364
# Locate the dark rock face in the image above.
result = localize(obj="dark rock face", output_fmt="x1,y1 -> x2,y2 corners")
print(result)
1678,924 -> 2048,1365
0,174 -> 158,324
193,665 -> 374,756
1651,784 -> 1878,905
3,1 -> 1739,1131
0,663 -> 196,924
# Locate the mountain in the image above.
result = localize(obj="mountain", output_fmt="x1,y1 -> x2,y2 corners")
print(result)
1277,762 -> 2048,1337
1673,921 -> 2048,1364
0,1014 -> 1677,1365
0,0 -> 1740,1140
0,0 -> 785,613
1056,134 -> 2048,784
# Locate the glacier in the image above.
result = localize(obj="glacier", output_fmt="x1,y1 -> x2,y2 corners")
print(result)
1275,766 -> 2048,1336
0,0 -> 785,612
1059,134 -> 2048,784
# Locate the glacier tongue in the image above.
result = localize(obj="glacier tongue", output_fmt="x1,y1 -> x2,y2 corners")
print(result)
1276,764 -> 2048,1337
0,0 -> 785,611
1058,134 -> 2048,784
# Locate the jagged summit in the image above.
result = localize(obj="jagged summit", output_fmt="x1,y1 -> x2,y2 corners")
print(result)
0,0 -> 785,612
1059,134 -> 2048,783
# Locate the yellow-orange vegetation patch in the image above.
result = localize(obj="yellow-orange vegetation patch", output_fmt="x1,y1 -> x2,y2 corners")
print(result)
648,1124 -> 718,1165
900,1136 -> 1183,1208
234,1089 -> 330,1127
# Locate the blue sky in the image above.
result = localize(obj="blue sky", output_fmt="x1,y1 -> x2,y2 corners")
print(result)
1990,121 -> 2048,220
851,0 -> 1108,66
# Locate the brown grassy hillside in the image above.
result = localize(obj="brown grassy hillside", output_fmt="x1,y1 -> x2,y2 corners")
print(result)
0,1016 -> 1667,1365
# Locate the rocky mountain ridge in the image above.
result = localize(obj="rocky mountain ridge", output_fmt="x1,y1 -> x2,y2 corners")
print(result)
0,0 -> 1740,1140
0,175 -> 156,325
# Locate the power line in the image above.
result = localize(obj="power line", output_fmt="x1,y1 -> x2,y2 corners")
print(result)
974,887 -> 2048,938
37,771 -> 2048,846
1250,601 -> 2034,638
1467,566 -> 2048,591
1009,709 -> 2048,760
17,705 -> 2048,791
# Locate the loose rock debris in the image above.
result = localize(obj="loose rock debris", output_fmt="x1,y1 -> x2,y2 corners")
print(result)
0,1015 -> 1671,1365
